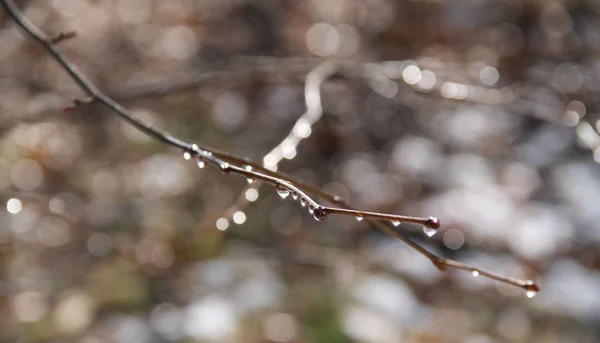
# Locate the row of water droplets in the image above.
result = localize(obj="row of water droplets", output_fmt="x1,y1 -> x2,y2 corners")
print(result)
276,184 -> 327,222
357,215 -> 436,237
183,144 -> 211,169
182,145 -> 538,298
466,270 -> 538,298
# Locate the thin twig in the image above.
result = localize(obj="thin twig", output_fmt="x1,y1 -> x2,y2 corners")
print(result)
0,0 -> 539,295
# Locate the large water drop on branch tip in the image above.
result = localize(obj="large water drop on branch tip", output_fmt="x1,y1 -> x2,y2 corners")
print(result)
391,220 -> 401,227
425,216 -> 441,229
276,186 -> 290,199
356,215 -> 364,221
197,160 -> 205,169
183,151 -> 191,160
313,206 -> 328,221
524,280 -> 539,298
423,226 -> 437,237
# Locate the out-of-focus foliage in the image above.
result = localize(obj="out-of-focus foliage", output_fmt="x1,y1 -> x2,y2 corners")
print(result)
1,1 -> 600,342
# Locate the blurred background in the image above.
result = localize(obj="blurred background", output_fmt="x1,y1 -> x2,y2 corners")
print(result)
2,0 -> 600,342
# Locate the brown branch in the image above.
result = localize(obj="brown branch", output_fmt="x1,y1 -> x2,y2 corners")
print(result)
0,0 -> 539,296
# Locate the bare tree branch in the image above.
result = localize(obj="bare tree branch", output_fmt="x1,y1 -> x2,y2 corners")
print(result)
0,0 -> 539,296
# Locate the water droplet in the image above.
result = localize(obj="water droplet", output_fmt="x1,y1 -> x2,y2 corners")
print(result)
203,151 -> 212,157
391,220 -> 401,227
425,216 -> 441,229
276,186 -> 290,199
220,163 -> 229,172
524,280 -> 539,298
245,166 -> 253,183
356,215 -> 364,221
291,193 -> 298,200
300,199 -> 307,207
471,270 -> 479,277
191,144 -> 199,151
183,151 -> 191,160
308,205 -> 314,214
423,226 -> 437,237
197,160 -> 205,169
313,206 -> 328,221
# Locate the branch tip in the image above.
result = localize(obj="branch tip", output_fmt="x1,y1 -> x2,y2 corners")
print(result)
425,216 -> 441,229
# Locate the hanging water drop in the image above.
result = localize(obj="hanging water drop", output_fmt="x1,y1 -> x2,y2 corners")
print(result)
197,160 -> 205,169
276,186 -> 290,199
524,280 -> 539,298
356,215 -> 364,221
423,226 -> 437,237
313,206 -> 328,221
291,192 -> 298,200
183,151 -> 192,160
391,220 -> 401,227
300,199 -> 307,207
526,290 -> 537,298
220,163 -> 229,172
471,270 -> 479,277
245,166 -> 254,183
308,205 -> 314,214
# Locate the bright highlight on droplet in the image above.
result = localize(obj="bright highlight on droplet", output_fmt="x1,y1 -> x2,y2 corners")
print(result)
216,218 -> 229,231
355,215 -> 364,222
245,188 -> 259,202
472,270 -> 479,277
7,198 -> 23,214
391,220 -> 400,227
183,151 -> 191,160
423,226 -> 437,237
197,160 -> 205,169
276,186 -> 290,199
526,290 -> 537,298
233,211 -> 246,225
